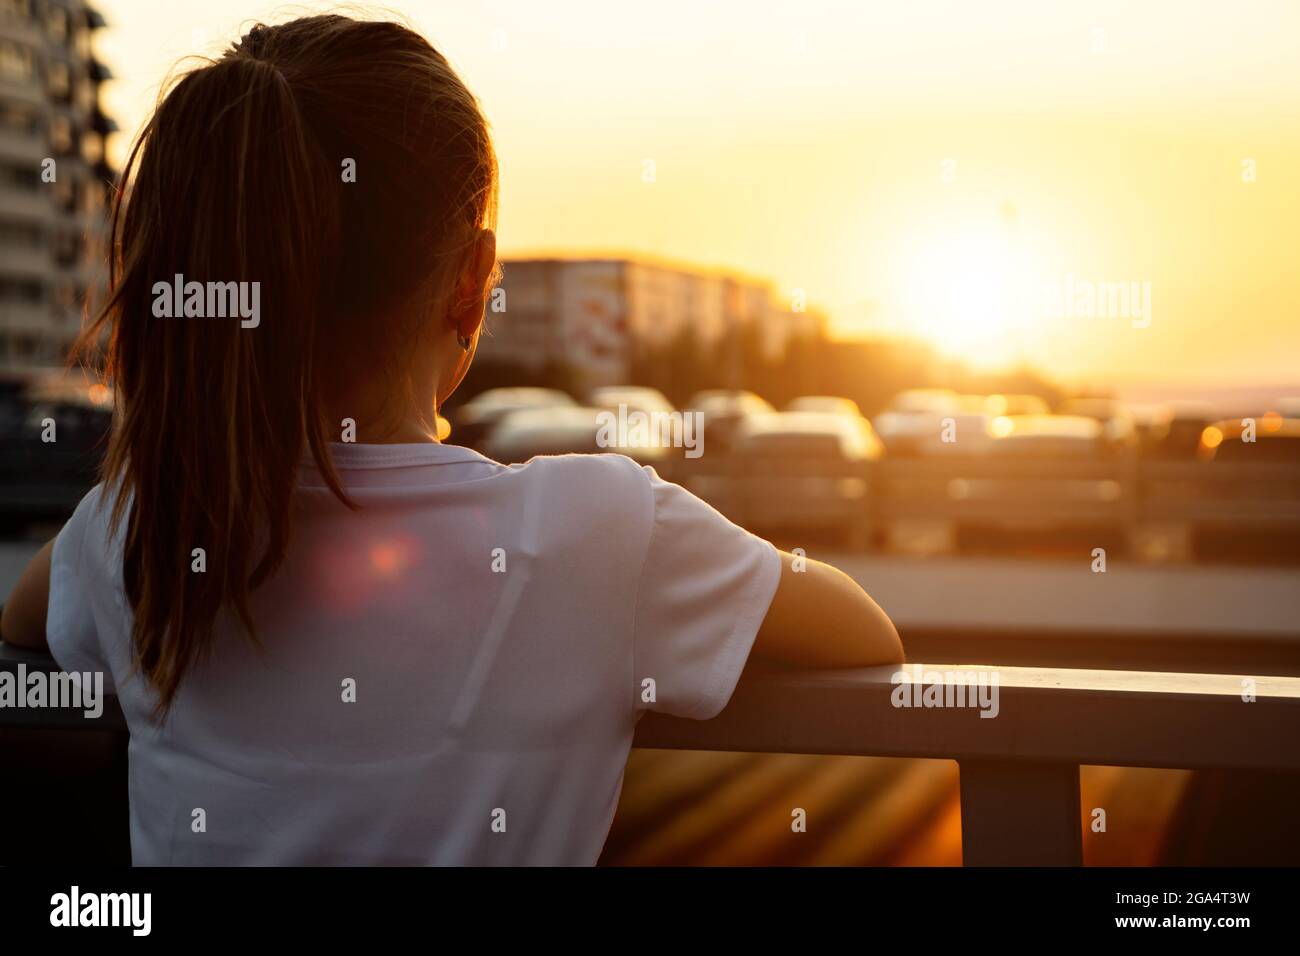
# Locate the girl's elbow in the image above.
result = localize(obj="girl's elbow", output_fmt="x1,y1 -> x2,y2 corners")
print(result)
879,620 -> 905,664
1,603 -> 46,649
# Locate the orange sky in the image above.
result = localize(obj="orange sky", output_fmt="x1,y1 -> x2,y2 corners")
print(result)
95,0 -> 1300,388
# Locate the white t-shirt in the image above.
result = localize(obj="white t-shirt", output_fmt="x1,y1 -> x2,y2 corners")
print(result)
45,442 -> 781,865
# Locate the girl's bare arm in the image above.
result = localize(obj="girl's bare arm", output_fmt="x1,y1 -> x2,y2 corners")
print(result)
0,538 -> 53,649
753,550 -> 903,668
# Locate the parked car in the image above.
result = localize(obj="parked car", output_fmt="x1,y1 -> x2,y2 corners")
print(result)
0,370 -> 35,430
588,386 -> 674,416
450,387 -> 574,450
951,414 -> 1130,554
874,408 -> 994,457
1276,397 -> 1300,419
984,393 -> 1050,417
727,411 -> 882,546
888,388 -> 958,414
1196,415 -> 1300,462
1189,417 -> 1300,562
785,395 -> 862,418
984,413 -> 1110,455
685,389 -> 774,455
0,373 -> 112,528
1149,400 -> 1215,459
481,405 -> 669,466
1058,397 -> 1139,450
1126,402 -> 1175,453
875,389 -> 1001,457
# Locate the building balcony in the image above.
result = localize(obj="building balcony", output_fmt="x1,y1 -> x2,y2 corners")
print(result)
0,182 -> 55,223
0,243 -> 53,279
0,127 -> 47,165
0,301 -> 54,333
0,14 -> 43,47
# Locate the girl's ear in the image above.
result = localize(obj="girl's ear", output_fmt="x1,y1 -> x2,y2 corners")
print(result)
471,228 -> 498,297
449,229 -> 498,337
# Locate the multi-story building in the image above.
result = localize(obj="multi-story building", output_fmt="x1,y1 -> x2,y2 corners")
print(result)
484,256 -> 812,390
0,0 -> 113,368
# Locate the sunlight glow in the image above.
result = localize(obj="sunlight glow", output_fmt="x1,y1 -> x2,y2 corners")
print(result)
900,220 -> 1043,368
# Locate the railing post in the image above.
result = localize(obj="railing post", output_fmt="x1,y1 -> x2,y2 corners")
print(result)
958,760 -> 1082,866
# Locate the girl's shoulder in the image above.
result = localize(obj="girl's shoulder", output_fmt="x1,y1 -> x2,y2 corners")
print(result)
503,451 -> 656,520
57,482 -> 126,588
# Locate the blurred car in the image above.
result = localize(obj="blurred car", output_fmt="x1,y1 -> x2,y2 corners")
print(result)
984,413 -> 1113,453
1149,400 -> 1215,459
0,369 -> 36,432
728,411 -> 883,546
785,395 -> 862,418
874,409 -> 993,457
0,373 -> 113,527
1058,397 -> 1138,449
1189,417 -> 1300,562
587,385 -> 695,462
450,387 -> 575,450
685,389 -> 774,454
1125,402 -> 1175,453
1273,397 -> 1300,419
1197,415 -> 1300,462
481,405 -> 668,466
875,389 -> 1002,457
955,393 -> 994,412
983,393 -> 1050,416
588,386 -> 674,416
950,414 -> 1131,553
888,388 -> 959,414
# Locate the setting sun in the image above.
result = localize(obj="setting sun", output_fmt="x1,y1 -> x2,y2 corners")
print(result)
898,218 -> 1042,369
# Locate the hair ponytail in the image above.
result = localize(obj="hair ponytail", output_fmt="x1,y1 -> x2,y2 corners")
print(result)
78,16 -> 498,714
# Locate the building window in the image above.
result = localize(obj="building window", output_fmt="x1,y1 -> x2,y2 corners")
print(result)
80,129 -> 102,164
46,59 -> 71,100
0,278 -> 45,304
51,176 -> 75,210
0,102 -> 39,134
0,0 -> 32,20
79,180 -> 100,214
0,219 -> 44,247
74,76 -> 94,111
49,113 -> 73,153
0,161 -> 41,190
54,230 -> 81,267
0,40 -> 35,79
46,6 -> 69,44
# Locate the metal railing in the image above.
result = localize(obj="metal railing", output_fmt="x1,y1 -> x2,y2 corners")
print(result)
635,663 -> 1300,865
4,641 -> 1299,865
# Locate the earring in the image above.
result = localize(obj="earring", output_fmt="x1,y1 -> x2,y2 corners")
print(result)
456,330 -> 472,351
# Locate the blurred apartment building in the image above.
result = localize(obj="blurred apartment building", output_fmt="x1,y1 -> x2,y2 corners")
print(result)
484,257 -> 824,389
0,0 -> 113,369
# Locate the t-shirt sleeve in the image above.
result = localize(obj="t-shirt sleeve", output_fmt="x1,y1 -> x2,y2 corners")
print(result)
45,486 -> 114,692
631,465 -> 782,719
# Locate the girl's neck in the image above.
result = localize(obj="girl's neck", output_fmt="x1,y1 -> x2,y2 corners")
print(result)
348,420 -> 440,444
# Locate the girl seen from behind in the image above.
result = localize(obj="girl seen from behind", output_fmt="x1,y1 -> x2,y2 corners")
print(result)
0,14 -> 901,865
